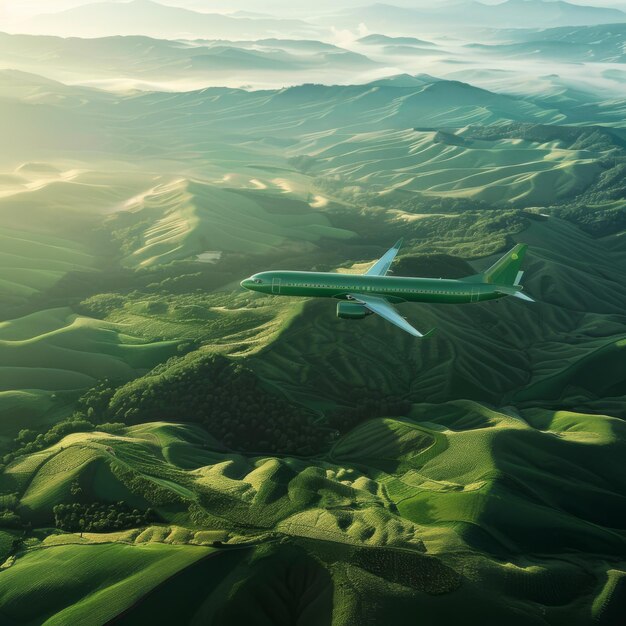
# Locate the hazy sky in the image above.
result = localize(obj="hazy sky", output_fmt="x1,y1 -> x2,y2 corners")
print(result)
3,0 -> 626,20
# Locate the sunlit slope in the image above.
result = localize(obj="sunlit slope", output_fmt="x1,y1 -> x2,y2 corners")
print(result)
81,291 -> 306,357
0,307 -> 181,388
120,179 -> 354,267
0,541 -> 214,626
298,126 -> 608,206
249,216 -> 626,415
3,405 -> 625,624
0,169 -> 98,309
0,165 -> 156,310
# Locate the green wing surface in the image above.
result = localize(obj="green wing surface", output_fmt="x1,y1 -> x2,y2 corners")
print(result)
348,293 -> 423,337
365,238 -> 403,277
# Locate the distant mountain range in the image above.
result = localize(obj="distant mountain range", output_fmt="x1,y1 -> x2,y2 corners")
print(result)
468,23 -> 626,63
0,32 -> 376,89
358,34 -> 435,47
329,0 -> 626,32
11,0 -> 626,39
0,69 -> 589,156
13,0 -> 320,39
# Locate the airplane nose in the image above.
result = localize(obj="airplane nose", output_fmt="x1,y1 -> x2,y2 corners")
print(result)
240,278 -> 250,289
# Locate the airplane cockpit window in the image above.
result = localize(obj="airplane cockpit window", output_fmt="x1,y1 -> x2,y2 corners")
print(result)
253,278 -> 263,284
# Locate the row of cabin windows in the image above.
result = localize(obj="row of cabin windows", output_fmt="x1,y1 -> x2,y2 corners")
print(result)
282,283 -> 472,295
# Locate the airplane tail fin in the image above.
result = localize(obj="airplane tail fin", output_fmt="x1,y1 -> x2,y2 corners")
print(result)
464,244 -> 528,286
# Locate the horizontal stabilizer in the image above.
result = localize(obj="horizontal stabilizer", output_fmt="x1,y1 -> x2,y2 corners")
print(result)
511,290 -> 535,302
495,286 -> 535,302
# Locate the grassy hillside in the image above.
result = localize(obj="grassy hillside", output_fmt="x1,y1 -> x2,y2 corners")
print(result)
112,179 -> 354,268
1,406 -> 624,624
0,541 -> 214,625
296,125 -> 616,207
0,307 -> 182,443
0,307 -> 181,389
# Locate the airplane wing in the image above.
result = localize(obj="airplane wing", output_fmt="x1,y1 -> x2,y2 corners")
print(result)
348,293 -> 429,337
366,238 -> 403,277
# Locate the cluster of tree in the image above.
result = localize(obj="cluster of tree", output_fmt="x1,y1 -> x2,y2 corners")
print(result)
77,379 -> 124,422
2,418 -> 125,466
53,502 -> 156,533
352,546 -> 461,594
329,394 -> 411,433
311,168 -> 489,214
556,203 -> 626,238
111,466 -> 189,507
0,510 -> 22,529
81,354 -> 329,456
0,494 -> 23,530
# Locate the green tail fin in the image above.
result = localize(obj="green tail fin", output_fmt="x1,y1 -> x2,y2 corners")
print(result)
482,244 -> 528,285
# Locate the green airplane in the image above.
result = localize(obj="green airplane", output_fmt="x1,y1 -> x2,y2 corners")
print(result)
240,240 -> 533,337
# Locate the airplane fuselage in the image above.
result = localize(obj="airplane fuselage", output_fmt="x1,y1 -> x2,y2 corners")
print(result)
240,271 -> 504,304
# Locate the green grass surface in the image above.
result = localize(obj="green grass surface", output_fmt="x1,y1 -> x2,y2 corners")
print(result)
299,126 -> 607,207
2,404 -> 624,624
0,307 -> 182,386
117,180 -> 355,268
0,542 -> 213,625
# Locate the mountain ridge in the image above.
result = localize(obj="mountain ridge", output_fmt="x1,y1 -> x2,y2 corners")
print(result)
14,0 -> 320,39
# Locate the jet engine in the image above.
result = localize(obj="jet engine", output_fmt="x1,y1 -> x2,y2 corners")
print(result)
336,301 -> 372,319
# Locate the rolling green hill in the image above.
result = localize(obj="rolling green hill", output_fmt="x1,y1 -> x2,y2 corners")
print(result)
1,405 -> 624,624
114,179 -> 354,268
0,308 -> 181,441
0,25 -> 625,625
0,540 -> 215,625
294,125 -> 615,207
